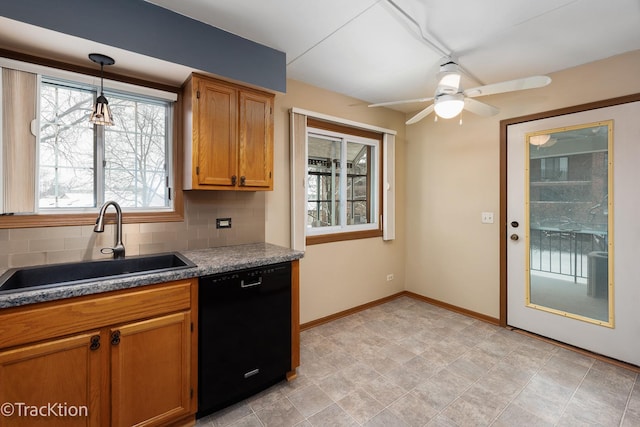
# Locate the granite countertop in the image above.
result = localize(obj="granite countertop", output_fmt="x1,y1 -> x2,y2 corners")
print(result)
0,242 -> 304,309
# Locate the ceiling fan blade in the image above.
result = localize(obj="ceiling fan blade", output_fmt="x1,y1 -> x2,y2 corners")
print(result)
406,104 -> 435,125
368,96 -> 434,108
463,98 -> 500,117
464,75 -> 551,98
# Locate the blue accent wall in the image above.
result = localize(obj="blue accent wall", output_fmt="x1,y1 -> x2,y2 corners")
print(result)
0,0 -> 286,92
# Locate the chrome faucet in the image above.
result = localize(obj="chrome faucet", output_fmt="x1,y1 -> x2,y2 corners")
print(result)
94,201 -> 125,259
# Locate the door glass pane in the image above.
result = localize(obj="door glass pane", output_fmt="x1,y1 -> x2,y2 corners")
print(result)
526,122 -> 612,325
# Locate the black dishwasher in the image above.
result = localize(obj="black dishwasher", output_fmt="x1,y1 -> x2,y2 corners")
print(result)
197,262 -> 291,418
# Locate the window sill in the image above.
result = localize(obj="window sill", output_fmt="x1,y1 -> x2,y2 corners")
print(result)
306,229 -> 383,245
0,209 -> 184,229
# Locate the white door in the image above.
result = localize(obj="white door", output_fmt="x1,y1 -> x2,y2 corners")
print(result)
507,101 -> 640,366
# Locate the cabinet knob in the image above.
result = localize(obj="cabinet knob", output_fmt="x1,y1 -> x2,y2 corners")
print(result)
240,176 -> 246,186
111,330 -> 121,346
89,335 -> 101,351
231,175 -> 237,186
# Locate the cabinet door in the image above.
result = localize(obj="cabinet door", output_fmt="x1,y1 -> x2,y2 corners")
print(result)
110,312 -> 191,427
196,79 -> 237,187
0,332 -> 103,427
238,90 -> 273,189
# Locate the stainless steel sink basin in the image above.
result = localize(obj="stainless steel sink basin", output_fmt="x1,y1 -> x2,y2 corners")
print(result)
0,252 -> 196,294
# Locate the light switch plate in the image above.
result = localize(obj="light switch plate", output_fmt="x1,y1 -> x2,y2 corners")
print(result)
481,212 -> 494,224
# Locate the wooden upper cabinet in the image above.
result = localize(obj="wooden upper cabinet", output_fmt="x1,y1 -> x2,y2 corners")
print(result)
239,90 -> 274,188
183,74 -> 274,191
196,80 -> 237,187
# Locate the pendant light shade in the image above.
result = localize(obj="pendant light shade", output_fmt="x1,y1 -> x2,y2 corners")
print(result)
88,53 -> 115,126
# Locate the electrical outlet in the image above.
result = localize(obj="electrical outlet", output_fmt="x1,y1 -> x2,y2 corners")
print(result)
216,218 -> 232,229
481,212 -> 494,224
386,274 -> 394,281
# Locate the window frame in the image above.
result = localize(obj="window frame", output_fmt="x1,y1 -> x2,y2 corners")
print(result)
305,118 -> 383,245
38,78 -> 174,213
0,52 -> 183,229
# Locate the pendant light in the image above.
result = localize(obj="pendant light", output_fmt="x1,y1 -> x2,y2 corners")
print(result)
88,53 -> 115,126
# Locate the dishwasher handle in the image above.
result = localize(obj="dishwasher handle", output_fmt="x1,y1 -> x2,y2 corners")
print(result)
240,277 -> 262,288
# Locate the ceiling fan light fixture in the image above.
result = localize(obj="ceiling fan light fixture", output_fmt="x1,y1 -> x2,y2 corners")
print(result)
529,134 -> 551,146
439,73 -> 461,91
434,94 -> 464,119
437,62 -> 461,92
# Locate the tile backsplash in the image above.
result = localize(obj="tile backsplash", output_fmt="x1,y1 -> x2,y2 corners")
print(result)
0,191 -> 266,269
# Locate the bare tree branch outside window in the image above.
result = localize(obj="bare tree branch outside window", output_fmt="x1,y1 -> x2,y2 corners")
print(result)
38,80 -> 170,210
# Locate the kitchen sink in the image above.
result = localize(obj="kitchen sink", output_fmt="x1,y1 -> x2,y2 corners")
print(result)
0,252 -> 196,294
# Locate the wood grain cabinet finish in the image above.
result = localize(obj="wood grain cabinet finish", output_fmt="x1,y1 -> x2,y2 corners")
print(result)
183,74 -> 274,191
0,279 -> 198,427
0,331 -> 103,427
111,312 -> 192,427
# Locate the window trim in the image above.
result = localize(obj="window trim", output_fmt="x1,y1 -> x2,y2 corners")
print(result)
304,118 -> 384,245
0,51 -> 183,229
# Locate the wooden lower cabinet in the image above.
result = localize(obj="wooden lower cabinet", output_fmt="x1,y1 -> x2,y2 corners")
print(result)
111,312 -> 192,427
0,279 -> 197,427
0,331 -> 102,427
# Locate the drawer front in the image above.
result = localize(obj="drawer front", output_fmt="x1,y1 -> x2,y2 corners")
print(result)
0,279 -> 194,349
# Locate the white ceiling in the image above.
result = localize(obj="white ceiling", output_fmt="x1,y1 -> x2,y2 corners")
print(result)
1,0 -> 639,113
145,0 -> 640,111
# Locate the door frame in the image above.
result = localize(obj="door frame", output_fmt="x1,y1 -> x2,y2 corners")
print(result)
498,93 -> 640,327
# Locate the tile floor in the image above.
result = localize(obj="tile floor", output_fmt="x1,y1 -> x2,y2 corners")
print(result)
195,296 -> 640,426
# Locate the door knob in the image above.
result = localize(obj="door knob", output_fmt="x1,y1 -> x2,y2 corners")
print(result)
511,221 -> 519,228
510,234 -> 519,241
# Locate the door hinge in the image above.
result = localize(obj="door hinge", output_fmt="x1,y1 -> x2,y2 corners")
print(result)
89,335 -> 101,351
190,322 -> 194,332
196,166 -> 200,175
110,330 -> 121,346
190,388 -> 194,399
196,90 -> 200,99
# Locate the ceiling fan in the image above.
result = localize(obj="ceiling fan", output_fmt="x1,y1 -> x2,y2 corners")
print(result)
369,61 -> 551,125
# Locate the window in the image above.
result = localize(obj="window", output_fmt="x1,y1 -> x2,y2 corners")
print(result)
39,79 -> 171,211
0,57 -> 180,228
305,119 -> 382,243
290,110 -> 395,249
540,157 -> 568,181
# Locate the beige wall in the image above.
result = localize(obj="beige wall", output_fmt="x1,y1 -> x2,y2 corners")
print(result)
404,49 -> 640,319
268,80 -> 407,323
